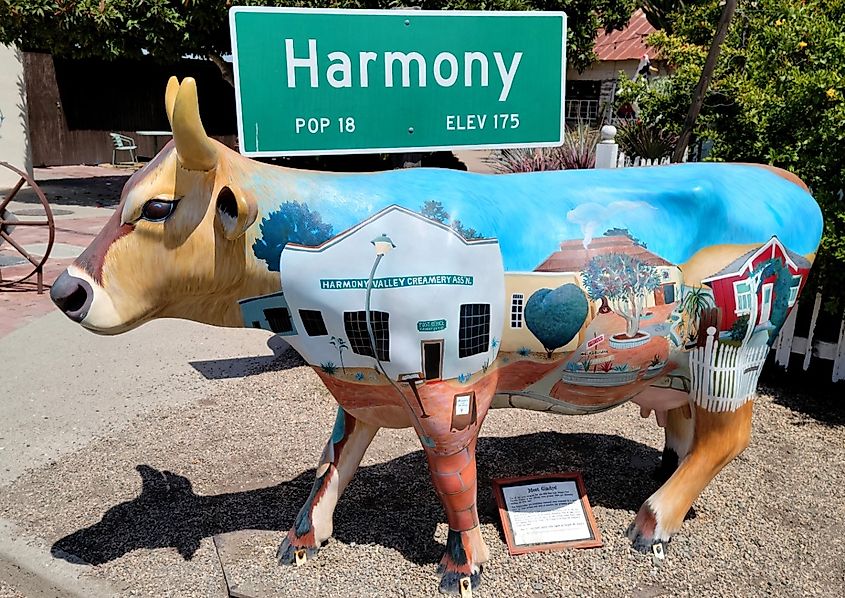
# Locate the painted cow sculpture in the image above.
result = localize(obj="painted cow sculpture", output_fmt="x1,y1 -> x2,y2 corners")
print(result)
51,78 -> 823,594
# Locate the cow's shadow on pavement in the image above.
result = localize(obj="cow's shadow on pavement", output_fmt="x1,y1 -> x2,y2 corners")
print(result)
51,432 -> 661,567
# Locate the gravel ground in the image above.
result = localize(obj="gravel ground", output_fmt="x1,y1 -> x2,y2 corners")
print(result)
1,350 -> 843,597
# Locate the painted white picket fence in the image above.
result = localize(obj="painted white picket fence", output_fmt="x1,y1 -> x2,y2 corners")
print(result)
689,327 -> 770,412
774,292 -> 845,383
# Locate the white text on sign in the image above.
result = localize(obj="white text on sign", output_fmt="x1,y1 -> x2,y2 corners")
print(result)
446,114 -> 520,131
295,117 -> 356,134
284,39 -> 524,102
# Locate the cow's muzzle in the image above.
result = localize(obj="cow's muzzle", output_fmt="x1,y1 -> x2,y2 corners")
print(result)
50,271 -> 94,323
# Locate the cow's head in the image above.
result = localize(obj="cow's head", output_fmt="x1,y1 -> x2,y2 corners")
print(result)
50,77 -> 280,334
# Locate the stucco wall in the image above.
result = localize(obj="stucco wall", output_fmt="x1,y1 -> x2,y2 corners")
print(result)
281,207 -> 506,381
0,45 -> 32,187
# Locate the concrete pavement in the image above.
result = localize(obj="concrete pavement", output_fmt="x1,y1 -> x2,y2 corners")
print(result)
1,165 -> 279,595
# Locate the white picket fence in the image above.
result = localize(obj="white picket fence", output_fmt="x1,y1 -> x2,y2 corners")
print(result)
689,327 -> 771,412
616,153 -> 672,168
773,292 -> 845,383
594,125 -> 686,169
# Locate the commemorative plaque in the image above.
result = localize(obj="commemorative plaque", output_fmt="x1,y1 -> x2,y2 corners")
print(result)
492,473 -> 601,555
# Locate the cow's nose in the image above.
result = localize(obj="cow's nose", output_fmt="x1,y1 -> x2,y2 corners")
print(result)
50,271 -> 93,323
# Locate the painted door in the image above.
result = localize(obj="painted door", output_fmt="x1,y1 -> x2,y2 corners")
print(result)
662,283 -> 676,304
422,340 -> 444,380
759,283 -> 773,323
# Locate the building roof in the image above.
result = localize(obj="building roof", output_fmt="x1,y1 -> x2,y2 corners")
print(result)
594,9 -> 656,62
284,204 -> 498,254
535,235 -> 672,273
702,236 -> 812,284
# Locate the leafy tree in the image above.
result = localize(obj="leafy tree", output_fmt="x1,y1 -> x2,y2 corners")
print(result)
0,1 -> 637,85
524,284 -> 588,357
252,201 -> 333,271
617,0 -> 845,312
582,253 -> 660,337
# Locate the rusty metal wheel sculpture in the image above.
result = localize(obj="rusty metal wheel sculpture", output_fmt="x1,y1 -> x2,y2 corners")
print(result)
0,161 -> 55,294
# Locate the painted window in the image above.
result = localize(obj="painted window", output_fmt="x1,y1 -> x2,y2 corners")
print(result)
344,311 -> 390,361
510,293 -> 524,328
299,309 -> 328,336
788,275 -> 802,306
733,280 -> 753,314
458,304 -> 491,358
263,307 -> 294,334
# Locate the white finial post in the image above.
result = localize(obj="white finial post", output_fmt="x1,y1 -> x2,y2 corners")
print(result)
594,125 -> 618,169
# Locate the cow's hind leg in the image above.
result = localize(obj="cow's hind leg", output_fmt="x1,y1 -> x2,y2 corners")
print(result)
278,407 -> 378,565
628,401 -> 752,551
426,439 -> 490,594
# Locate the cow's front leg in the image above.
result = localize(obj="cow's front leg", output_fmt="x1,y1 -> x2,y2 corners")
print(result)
426,438 -> 489,595
628,401 -> 752,551
655,404 -> 695,482
277,407 -> 379,565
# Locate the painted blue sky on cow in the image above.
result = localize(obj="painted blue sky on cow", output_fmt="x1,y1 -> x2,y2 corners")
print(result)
247,162 -> 823,272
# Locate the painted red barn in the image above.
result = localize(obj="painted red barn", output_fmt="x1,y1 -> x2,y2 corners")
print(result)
701,236 -> 811,332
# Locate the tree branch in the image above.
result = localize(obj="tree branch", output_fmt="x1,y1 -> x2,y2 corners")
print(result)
208,53 -> 234,88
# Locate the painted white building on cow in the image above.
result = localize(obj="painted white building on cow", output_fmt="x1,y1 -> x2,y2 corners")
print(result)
245,205 -> 505,382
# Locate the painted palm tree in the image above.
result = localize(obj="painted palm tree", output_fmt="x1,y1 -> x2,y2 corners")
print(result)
681,286 -> 715,339
329,336 -> 348,373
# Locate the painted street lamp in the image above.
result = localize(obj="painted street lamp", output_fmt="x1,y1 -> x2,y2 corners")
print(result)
364,234 -> 434,433
371,233 -> 396,256
364,233 -> 393,375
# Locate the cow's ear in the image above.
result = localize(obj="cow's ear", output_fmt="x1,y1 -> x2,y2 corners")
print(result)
215,186 -> 257,240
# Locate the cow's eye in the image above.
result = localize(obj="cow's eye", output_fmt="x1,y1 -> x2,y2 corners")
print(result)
140,199 -> 178,222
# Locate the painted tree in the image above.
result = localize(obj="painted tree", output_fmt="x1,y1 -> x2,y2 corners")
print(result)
329,336 -> 348,373
419,200 -> 483,240
750,258 -> 794,346
582,253 -> 661,338
252,201 -> 333,272
523,284 -> 589,358
681,285 -> 714,340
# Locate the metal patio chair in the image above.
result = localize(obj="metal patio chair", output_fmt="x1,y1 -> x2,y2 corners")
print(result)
109,133 -> 138,165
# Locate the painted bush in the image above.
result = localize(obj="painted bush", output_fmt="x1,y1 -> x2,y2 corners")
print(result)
524,284 -> 589,357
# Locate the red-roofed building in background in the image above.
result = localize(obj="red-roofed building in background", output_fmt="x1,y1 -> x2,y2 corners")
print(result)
593,9 -> 657,62
565,10 -> 666,124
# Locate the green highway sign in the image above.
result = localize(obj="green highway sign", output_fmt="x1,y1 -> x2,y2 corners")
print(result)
229,8 -> 566,156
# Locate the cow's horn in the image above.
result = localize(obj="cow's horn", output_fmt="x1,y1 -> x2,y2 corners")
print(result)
172,77 -> 217,171
165,76 -> 179,126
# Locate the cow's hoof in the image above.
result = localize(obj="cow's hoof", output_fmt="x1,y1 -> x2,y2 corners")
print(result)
276,536 -> 320,566
438,568 -> 481,595
627,504 -> 668,554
